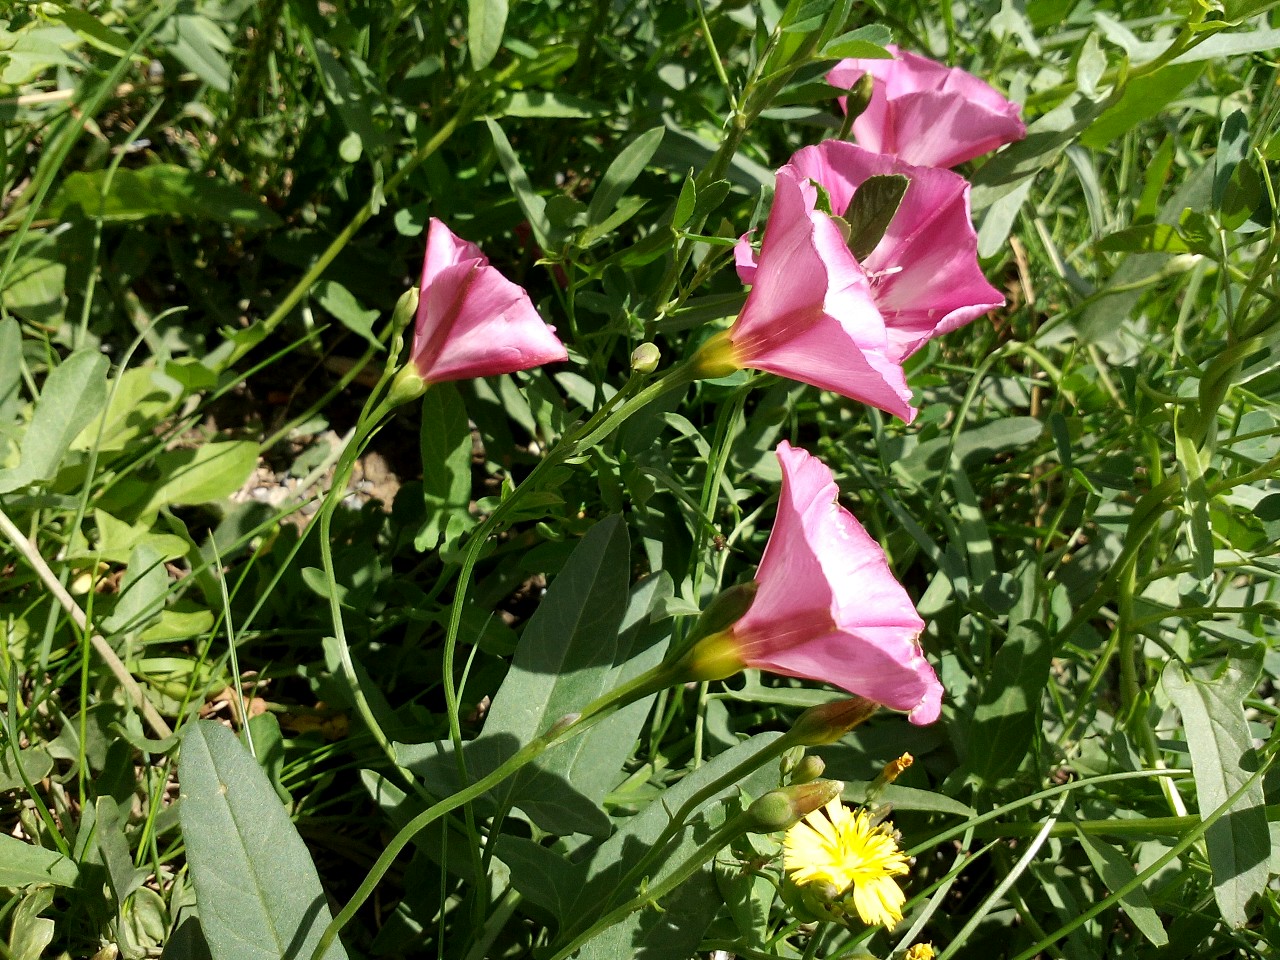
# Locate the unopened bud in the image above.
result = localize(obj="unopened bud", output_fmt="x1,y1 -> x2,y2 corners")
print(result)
744,779 -> 844,833
630,342 -> 661,375
779,746 -> 805,777
842,73 -> 875,127
391,285 -> 420,333
546,712 -> 581,738
789,755 -> 826,785
787,697 -> 878,746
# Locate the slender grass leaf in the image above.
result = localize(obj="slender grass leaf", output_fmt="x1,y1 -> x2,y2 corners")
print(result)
1162,650 -> 1269,928
0,350 -> 108,494
486,118 -> 551,249
178,720 -> 348,960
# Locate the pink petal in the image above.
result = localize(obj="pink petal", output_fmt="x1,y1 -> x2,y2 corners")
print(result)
411,219 -> 568,384
786,141 -> 1005,361
733,442 -> 943,724
729,168 -> 915,421
827,45 -> 1025,168
734,232 -> 759,285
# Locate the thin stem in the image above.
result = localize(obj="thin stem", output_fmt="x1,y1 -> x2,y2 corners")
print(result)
0,504 -> 172,740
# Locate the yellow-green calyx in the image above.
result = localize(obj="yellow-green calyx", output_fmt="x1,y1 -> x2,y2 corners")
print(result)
385,363 -> 430,409
675,629 -> 746,683
691,329 -> 742,379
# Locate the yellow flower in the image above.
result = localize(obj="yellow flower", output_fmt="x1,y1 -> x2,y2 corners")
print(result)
904,945 -> 936,960
782,799 -> 909,928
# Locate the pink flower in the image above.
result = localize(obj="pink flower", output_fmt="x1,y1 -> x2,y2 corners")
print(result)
785,140 -> 1005,361
694,167 -> 916,422
684,441 -> 942,725
827,45 -> 1025,169
409,218 -> 567,384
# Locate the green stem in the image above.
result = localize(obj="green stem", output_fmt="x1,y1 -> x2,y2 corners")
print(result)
307,657 -> 682,960
545,818 -> 747,960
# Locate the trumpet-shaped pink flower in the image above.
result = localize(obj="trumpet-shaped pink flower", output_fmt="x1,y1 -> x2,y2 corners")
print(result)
785,140 -> 1005,361
695,167 -> 915,422
409,218 -> 567,384
685,441 -> 942,725
828,46 -> 1025,169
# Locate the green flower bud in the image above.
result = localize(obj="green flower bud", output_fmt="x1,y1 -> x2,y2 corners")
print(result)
744,779 -> 844,833
630,342 -> 661,374
788,755 -> 826,785
788,697 -> 878,746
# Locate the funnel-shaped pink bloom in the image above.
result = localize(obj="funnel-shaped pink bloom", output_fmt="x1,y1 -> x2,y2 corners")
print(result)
697,442 -> 942,724
697,167 -> 915,422
786,141 -> 1005,361
410,218 -> 567,384
828,46 -> 1025,169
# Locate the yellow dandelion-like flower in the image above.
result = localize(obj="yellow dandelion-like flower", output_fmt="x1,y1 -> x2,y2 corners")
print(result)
782,798 -> 909,928
904,944 -> 936,960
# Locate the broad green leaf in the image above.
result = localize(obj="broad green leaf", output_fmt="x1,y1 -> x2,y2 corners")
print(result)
0,317 -> 22,425
43,3 -> 136,58
155,12 -> 232,92
0,746 -> 53,791
310,41 -> 389,158
8,887 -> 55,960
178,720 -> 348,960
1213,110 -> 1250,210
1095,223 -> 1194,254
893,417 -> 1045,485
51,166 -> 281,228
102,441 -> 257,518
960,564 -> 1051,790
71,366 -> 181,454
468,0 -> 508,69
0,835 -> 78,887
586,126 -> 664,229
416,382 -> 477,550
471,515 -> 633,835
0,350 -> 109,494
1162,650 -> 1269,928
842,174 -> 908,262
1076,829 -> 1168,946
499,91 -> 605,118
818,25 -> 892,60
102,542 -> 169,635
314,280 -> 382,350
1079,61 -> 1205,149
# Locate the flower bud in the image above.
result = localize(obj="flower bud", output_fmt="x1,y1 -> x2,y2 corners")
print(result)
390,285 -> 420,334
841,72 -> 875,127
744,779 -> 844,833
787,697 -> 878,746
630,342 -> 661,375
788,755 -> 826,785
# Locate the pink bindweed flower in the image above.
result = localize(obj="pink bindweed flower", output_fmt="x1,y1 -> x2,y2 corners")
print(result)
827,45 -> 1026,169
693,167 -> 916,422
680,441 -> 943,725
408,218 -> 567,386
785,140 -> 1005,361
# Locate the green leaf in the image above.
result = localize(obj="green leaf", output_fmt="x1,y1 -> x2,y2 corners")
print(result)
486,118 -> 551,249
1162,650 -> 1270,928
1095,223 -> 1194,254
178,720 -> 348,960
1079,61 -> 1205,150
43,3 -> 137,58
101,542 -> 169,635
498,91 -> 606,118
470,516 -> 634,835
1213,110 -> 1250,211
0,317 -> 24,425
0,835 -> 78,887
468,0 -> 508,69
101,441 -> 257,519
0,746 -> 53,792
673,173 -> 697,229
155,13 -> 232,92
959,564 -> 1052,790
51,165 -> 281,228
314,280 -> 382,350
842,174 -> 908,262
818,25 -> 892,60
586,126 -> 665,230
1076,829 -> 1169,946
416,383 -> 476,551
8,887 -> 56,960
0,350 -> 109,494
